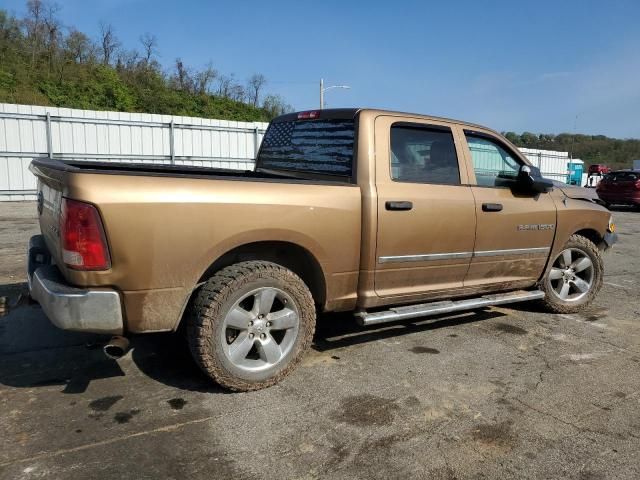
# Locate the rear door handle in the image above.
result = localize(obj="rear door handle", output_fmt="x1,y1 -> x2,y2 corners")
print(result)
385,201 -> 413,211
482,203 -> 503,212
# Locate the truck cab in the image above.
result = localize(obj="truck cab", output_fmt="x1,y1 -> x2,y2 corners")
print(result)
355,111 -> 558,307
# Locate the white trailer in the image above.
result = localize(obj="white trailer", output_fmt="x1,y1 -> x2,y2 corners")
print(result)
519,147 -> 577,184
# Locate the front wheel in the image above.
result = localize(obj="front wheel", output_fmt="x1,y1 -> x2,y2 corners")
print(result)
539,234 -> 604,313
187,261 -> 316,391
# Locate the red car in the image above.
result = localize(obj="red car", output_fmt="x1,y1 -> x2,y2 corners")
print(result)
596,170 -> 640,208
588,164 -> 611,175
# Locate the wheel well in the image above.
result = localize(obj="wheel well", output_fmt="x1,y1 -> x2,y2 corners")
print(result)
574,228 -> 602,246
198,241 -> 326,306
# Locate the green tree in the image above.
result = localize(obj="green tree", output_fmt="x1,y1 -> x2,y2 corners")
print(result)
0,3 -> 287,122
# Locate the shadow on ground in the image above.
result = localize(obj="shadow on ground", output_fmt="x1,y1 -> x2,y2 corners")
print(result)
130,308 -> 508,392
1,294 -> 508,395
312,308 -> 506,351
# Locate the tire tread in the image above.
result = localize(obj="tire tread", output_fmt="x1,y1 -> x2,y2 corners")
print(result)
187,261 -> 316,392
539,234 -> 604,314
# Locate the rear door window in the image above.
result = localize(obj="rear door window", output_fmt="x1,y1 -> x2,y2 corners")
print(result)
258,119 -> 354,177
390,124 -> 460,185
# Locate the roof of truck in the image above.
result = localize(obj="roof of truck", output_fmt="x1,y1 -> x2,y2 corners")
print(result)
272,108 -> 495,134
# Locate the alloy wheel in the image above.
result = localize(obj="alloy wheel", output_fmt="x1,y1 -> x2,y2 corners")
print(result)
221,287 -> 300,372
547,248 -> 594,302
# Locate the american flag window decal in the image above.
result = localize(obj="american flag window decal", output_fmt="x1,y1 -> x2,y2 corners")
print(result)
259,119 -> 354,175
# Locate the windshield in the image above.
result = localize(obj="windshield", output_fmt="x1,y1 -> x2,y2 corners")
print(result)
257,119 -> 355,178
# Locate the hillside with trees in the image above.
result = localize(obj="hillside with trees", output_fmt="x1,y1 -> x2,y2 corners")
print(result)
2,1 -> 639,168
0,1 -> 292,121
504,132 -> 640,170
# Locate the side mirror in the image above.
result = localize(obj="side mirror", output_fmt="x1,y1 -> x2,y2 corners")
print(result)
518,165 -> 554,194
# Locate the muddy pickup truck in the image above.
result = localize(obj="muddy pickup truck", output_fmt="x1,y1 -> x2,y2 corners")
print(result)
27,108 -> 618,391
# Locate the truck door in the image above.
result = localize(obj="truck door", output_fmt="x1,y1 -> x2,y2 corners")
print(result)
374,116 -> 476,298
461,129 -> 557,287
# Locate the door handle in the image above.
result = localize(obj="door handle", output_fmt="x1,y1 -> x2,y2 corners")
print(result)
385,201 -> 413,211
482,203 -> 503,212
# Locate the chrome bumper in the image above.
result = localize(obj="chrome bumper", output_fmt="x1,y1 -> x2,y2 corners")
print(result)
28,235 -> 124,335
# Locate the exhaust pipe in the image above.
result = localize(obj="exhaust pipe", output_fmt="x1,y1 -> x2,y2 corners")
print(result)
103,336 -> 130,359
0,293 -> 32,318
0,297 -> 7,317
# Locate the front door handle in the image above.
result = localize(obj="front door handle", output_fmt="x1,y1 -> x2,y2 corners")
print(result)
482,203 -> 503,212
386,201 -> 413,211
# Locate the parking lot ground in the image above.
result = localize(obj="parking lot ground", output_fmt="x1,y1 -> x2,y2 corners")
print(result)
0,201 -> 639,480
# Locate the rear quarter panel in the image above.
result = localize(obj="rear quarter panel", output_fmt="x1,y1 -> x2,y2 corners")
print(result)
59,172 -> 362,332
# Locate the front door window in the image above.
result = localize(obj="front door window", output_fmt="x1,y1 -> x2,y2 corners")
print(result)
465,134 -> 522,188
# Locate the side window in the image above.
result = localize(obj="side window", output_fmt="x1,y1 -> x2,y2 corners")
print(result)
465,133 -> 522,187
390,125 -> 460,185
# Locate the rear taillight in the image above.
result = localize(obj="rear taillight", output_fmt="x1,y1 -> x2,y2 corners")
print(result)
635,180 -> 640,190
60,198 -> 111,270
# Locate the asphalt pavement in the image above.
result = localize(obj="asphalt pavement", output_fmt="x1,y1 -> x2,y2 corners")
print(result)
0,201 -> 638,480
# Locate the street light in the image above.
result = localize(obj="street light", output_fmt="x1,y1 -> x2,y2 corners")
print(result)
320,78 -> 350,109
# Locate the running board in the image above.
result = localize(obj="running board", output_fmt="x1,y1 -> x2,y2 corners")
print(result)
354,290 -> 545,326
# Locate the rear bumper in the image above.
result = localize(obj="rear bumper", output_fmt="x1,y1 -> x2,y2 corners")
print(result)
28,235 -> 124,335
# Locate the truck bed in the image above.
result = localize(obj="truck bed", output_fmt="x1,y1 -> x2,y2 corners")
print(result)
31,158 -> 355,185
30,156 -> 362,332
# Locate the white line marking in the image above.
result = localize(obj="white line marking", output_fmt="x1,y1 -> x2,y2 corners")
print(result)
561,352 -> 611,361
559,314 -> 607,329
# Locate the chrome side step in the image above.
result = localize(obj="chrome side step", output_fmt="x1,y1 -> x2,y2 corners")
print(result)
354,290 -> 545,326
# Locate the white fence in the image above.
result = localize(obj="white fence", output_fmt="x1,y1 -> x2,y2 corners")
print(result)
0,103 -> 580,201
520,147 -> 579,183
0,103 -> 268,201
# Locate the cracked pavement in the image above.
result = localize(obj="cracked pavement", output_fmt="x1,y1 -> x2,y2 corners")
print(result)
0,201 -> 639,479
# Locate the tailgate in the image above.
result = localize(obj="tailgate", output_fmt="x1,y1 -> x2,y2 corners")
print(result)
30,161 -> 67,266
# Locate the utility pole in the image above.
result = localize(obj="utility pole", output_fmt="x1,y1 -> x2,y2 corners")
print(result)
570,114 -> 578,161
319,78 -> 350,109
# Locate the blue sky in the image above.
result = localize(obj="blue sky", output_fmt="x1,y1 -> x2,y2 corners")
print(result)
4,0 -> 640,138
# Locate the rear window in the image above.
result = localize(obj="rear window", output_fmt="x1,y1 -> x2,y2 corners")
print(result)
258,119 -> 355,177
604,172 -> 638,182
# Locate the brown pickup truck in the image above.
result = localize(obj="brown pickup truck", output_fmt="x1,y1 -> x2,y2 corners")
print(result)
27,108 -> 618,391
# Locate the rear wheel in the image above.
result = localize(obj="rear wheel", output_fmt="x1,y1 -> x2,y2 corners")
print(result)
539,234 -> 603,313
187,261 -> 316,391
